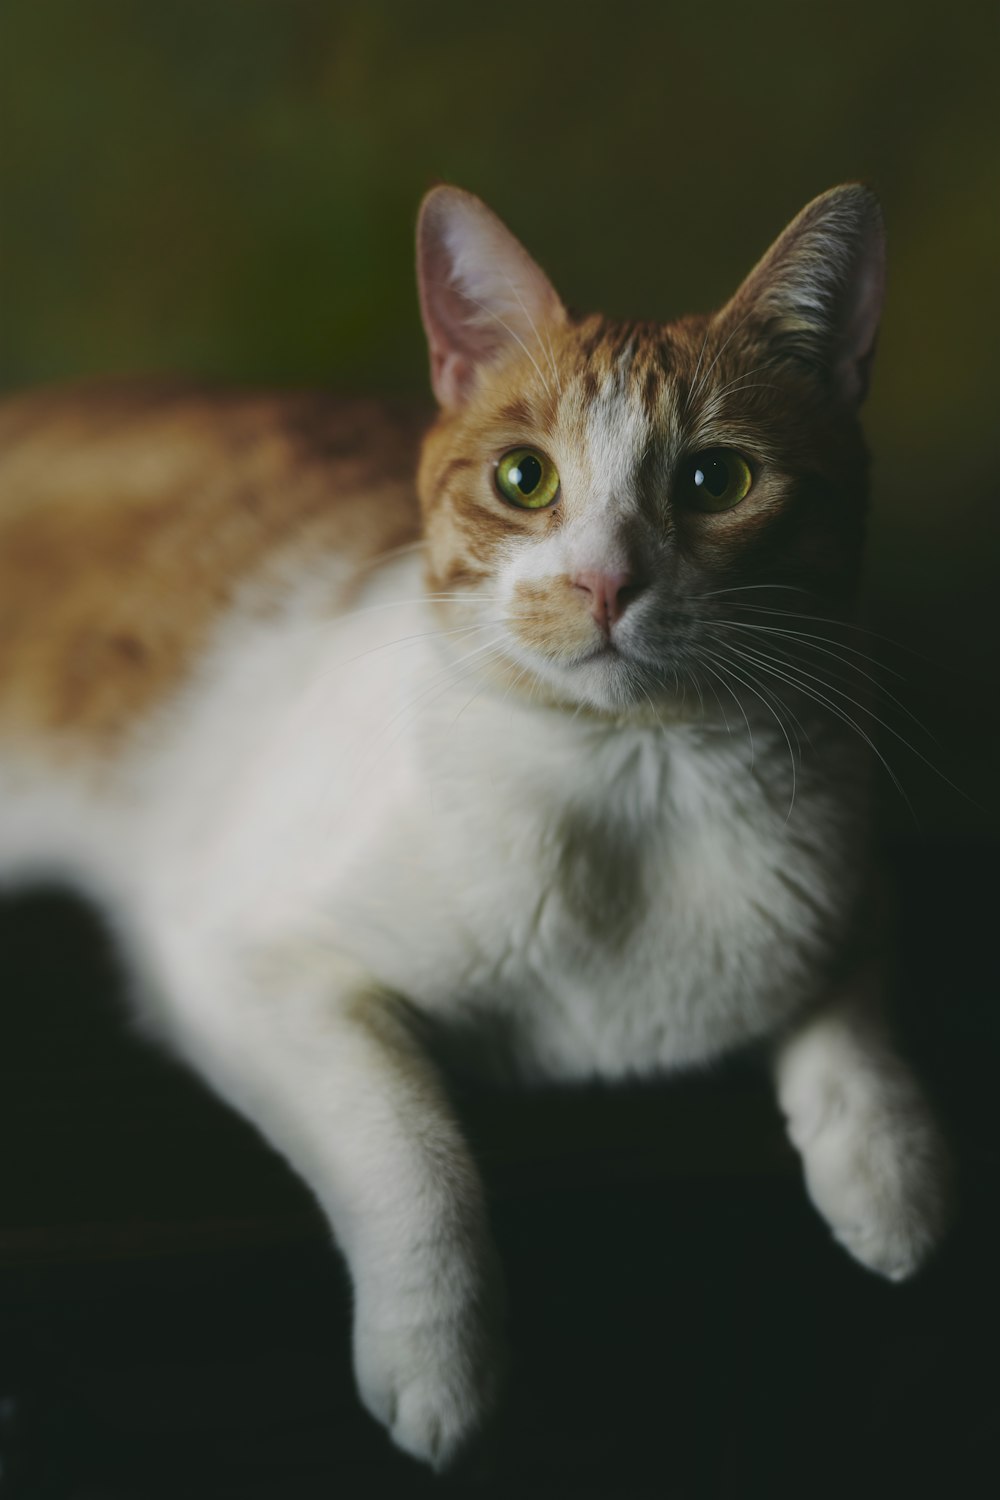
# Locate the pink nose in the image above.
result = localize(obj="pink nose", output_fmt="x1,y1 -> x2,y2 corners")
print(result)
572,569 -> 641,633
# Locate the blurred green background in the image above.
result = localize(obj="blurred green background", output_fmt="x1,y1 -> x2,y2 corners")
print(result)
1,0 -> 997,835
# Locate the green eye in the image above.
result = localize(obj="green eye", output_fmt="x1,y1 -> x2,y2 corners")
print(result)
680,449 -> 754,511
495,447 -> 560,509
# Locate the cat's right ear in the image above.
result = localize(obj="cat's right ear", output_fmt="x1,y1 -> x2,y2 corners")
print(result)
723,184 -> 886,408
417,186 -> 566,410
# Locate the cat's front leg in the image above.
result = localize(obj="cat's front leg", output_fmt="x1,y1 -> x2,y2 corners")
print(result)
773,966 -> 952,1280
156,948 -> 505,1470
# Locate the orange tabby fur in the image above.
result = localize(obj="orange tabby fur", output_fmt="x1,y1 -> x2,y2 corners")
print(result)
0,385 -> 424,752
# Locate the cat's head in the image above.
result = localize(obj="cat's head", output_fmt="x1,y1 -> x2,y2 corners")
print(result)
415,183 -> 884,719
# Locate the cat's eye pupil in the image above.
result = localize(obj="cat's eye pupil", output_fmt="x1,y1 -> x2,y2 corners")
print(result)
511,454 -> 542,495
495,446 -> 560,509
694,456 -> 730,499
683,448 -> 753,512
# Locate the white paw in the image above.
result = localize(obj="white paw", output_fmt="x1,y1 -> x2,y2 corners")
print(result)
799,1099 -> 953,1281
353,1301 -> 505,1470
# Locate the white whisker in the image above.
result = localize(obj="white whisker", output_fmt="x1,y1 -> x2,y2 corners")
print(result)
695,657 -> 755,771
500,270 -> 562,397
717,621 -> 931,738
352,538 -> 427,577
696,644 -> 800,821
686,307 -> 759,411
722,641 -> 915,818
700,363 -> 773,404
683,319 -> 714,416
359,634 -> 509,771
730,639 -> 974,809
715,617 -> 906,679
317,618 -> 507,679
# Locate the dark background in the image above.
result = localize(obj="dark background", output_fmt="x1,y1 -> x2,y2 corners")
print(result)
0,2 -> 998,1496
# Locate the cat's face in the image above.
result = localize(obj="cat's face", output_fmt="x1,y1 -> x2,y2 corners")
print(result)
416,186 -> 883,717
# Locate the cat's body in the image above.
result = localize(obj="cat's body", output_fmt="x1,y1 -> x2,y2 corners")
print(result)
0,189 -> 951,1467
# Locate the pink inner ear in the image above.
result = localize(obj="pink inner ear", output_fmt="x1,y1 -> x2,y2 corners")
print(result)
416,185 -> 566,410
428,345 -> 476,410
418,221 -> 501,408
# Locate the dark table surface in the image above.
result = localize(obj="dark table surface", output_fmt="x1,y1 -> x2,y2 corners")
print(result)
1,838 -> 997,1498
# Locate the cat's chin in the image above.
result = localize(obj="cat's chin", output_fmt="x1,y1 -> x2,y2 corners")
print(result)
500,641 -> 688,722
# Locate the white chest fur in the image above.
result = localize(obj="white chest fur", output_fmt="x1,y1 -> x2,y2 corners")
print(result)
104,556 -> 865,1086
407,699 -> 858,1078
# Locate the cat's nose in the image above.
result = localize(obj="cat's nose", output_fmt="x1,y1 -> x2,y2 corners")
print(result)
572,569 -> 644,633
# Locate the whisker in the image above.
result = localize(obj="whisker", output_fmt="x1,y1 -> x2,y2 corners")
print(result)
686,308 -> 759,410
272,593 -> 507,647
339,594 -> 503,619
730,640 -> 974,808
352,538 -> 427,577
692,584 -> 814,601
714,617 -> 907,680
697,595 -> 928,660
683,319 -> 714,416
711,642 -> 811,759
695,656 -> 755,772
698,383 -> 785,421
632,674 -> 666,733
706,645 -> 813,757
360,634 -> 509,768
695,644 -> 799,820
448,675 -> 495,732
500,269 -> 562,397
718,622 -> 937,746
724,641 -> 916,817
497,658 -> 537,726
317,617 -> 509,678
362,641 -> 512,787
699,362 -> 774,404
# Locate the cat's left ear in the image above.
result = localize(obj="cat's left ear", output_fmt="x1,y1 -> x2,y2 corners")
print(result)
724,184 -> 885,407
417,185 -> 567,409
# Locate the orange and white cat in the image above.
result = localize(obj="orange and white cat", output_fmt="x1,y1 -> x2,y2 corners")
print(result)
0,185 -> 951,1467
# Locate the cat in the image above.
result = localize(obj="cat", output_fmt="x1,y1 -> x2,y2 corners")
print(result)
0,183 -> 952,1469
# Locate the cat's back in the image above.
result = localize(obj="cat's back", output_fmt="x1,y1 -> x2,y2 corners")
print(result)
0,383 -> 425,749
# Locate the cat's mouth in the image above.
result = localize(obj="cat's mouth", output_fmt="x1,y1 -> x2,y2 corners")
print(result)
499,607 -> 662,711
579,639 -> 622,662
564,636 -> 650,695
